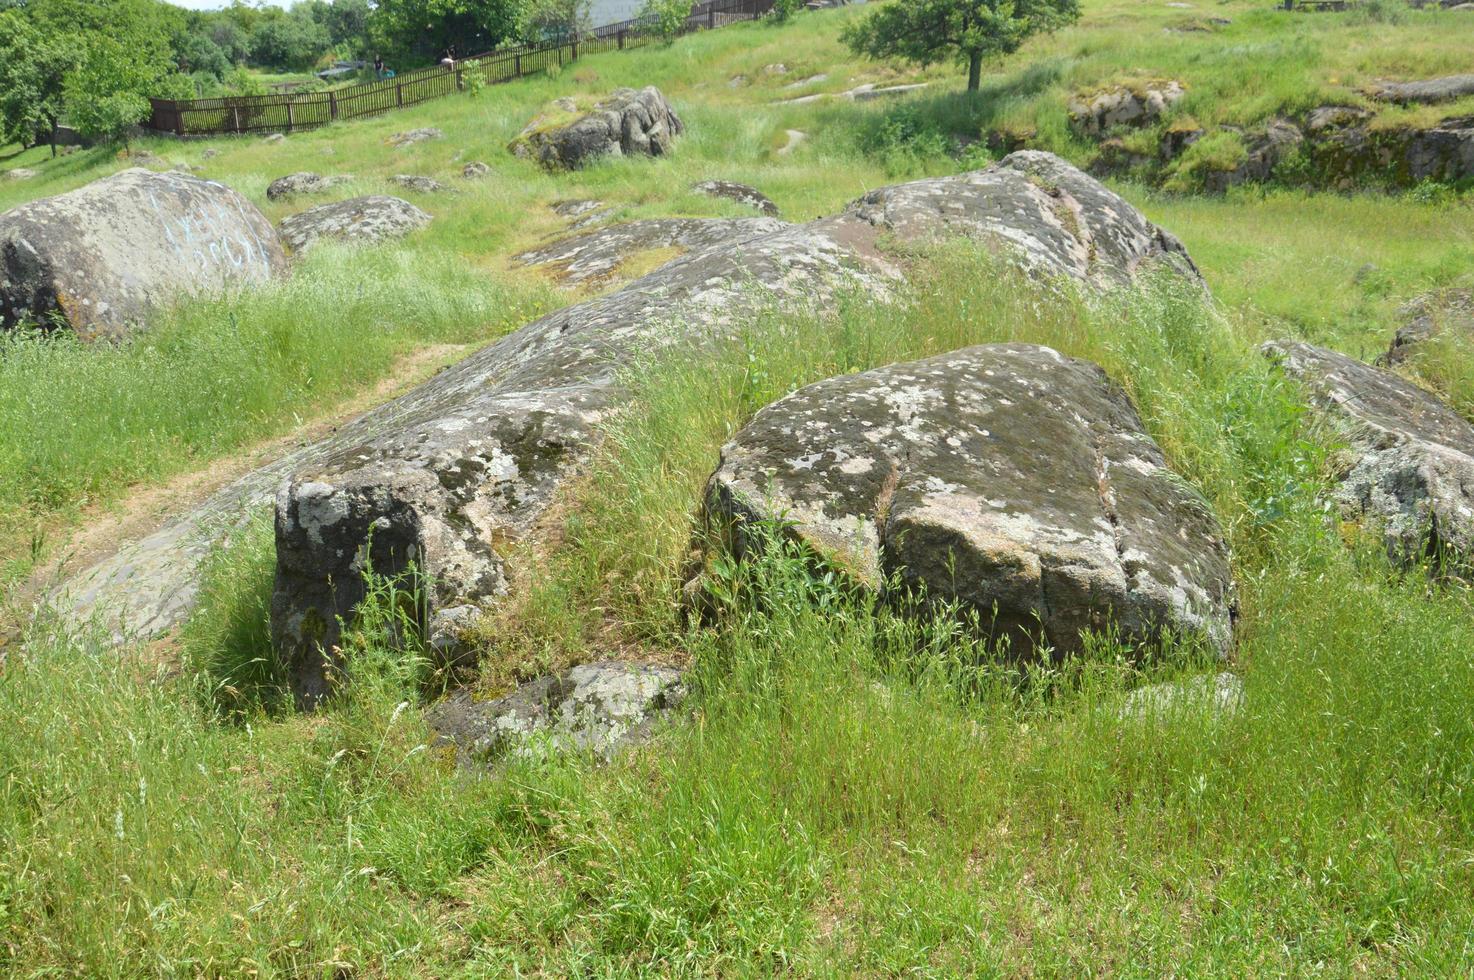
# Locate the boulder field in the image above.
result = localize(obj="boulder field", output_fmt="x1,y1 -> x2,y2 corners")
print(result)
0,168 -> 286,340
53,151 -> 1209,707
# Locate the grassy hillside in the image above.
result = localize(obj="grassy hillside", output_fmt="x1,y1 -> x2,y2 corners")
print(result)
1,1 -> 1474,972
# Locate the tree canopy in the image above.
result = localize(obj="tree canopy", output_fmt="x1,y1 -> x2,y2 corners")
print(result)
843,0 -> 1080,91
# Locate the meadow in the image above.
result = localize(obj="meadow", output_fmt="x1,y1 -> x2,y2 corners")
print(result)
1,0 -> 1474,972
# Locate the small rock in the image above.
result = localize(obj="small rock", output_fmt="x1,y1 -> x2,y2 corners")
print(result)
783,72 -> 828,89
263,133 -> 285,144
265,172 -> 351,201
728,74 -> 748,88
391,174 -> 448,193
277,195 -> 432,254
388,127 -> 444,148
461,161 -> 491,179
1119,672 -> 1243,721
692,179 -> 781,217
201,148 -> 219,160
426,661 -> 686,763
4,168 -> 36,181
848,82 -> 929,102
763,63 -> 789,75
777,129 -> 807,156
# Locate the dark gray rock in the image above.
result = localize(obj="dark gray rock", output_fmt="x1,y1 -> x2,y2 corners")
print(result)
427,661 -> 686,763
1375,74 -> 1474,105
1382,287 -> 1474,365
390,174 -> 448,194
389,127 -> 443,148
509,86 -> 684,171
0,168 -> 286,341
1263,340 -> 1474,566
513,217 -> 786,284
1204,120 -> 1303,191
1068,80 -> 1186,137
703,344 -> 1235,658
692,180 -> 780,217
277,195 -> 431,254
1304,109 -> 1474,185
1403,116 -> 1474,183
265,172 -> 350,201
461,161 -> 491,179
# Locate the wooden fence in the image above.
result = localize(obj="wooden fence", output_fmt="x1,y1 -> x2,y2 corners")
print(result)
146,0 -> 775,138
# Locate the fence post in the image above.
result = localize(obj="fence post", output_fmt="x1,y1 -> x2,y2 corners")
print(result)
456,67 -> 464,91
618,29 -> 625,49
286,100 -> 294,132
232,105 -> 241,134
709,5 -> 716,27
515,53 -> 521,75
572,38 -> 578,60
174,104 -> 184,137
329,91 -> 338,120
558,45 -> 564,67
396,80 -> 403,107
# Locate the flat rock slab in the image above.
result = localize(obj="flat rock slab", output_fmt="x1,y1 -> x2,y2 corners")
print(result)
0,168 -> 285,340
46,153 -> 1203,703
704,344 -> 1234,657
389,128 -> 443,148
1263,339 -> 1474,565
1376,74 -> 1474,104
427,661 -> 686,763
513,217 -> 786,284
277,195 -> 431,254
266,172 -> 350,200
510,86 -> 684,171
1119,671 -> 1243,721
692,180 -> 780,217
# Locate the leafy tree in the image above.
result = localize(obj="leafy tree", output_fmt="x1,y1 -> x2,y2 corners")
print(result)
638,0 -> 691,41
175,31 -> 231,79
370,0 -> 521,62
64,35 -> 165,145
205,17 -> 251,63
842,0 -> 1080,92
515,0 -> 591,43
325,0 -> 370,48
0,10 -> 79,155
249,13 -> 331,72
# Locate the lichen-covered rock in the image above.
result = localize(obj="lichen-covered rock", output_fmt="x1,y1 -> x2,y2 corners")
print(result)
1263,339 -> 1474,566
703,344 -> 1235,657
1381,287 -> 1474,365
427,661 -> 685,763
277,195 -> 431,254
0,168 -> 286,340
46,153 -> 1202,698
1402,117 -> 1474,183
692,180 -> 780,217
1303,111 -> 1474,185
388,127 -> 443,148
1375,74 -> 1474,105
461,161 -> 491,179
5,168 -> 37,181
1068,80 -> 1186,137
390,174 -> 448,193
1203,120 -> 1304,191
266,172 -> 350,201
510,86 -> 684,171
513,217 -> 786,284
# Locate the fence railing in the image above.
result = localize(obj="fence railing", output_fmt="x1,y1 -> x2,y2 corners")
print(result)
147,0 -> 775,137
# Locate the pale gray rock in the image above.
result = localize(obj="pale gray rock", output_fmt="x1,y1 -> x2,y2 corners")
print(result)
509,86 -> 684,171
5,168 -> 37,181
1263,340 -> 1474,567
265,172 -> 350,201
692,179 -> 781,217
390,174 -> 448,193
388,127 -> 443,148
1382,287 -> 1474,365
1068,81 -> 1186,137
461,161 -> 491,179
1119,672 -> 1243,721
277,195 -> 431,254
0,168 -> 286,340
703,344 -> 1235,657
427,661 -> 686,763
263,133 -> 285,144
1375,74 -> 1474,105
513,217 -> 786,284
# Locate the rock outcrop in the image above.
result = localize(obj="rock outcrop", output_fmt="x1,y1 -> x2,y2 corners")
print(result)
1203,119 -> 1304,192
0,168 -> 286,340
509,87 -> 684,171
702,344 -> 1235,657
1375,74 -> 1474,105
1263,340 -> 1474,567
692,180 -> 781,217
1068,81 -> 1186,137
427,661 -> 686,763
388,127 -> 443,148
513,217 -> 786,284
266,172 -> 350,200
47,153 -> 1203,704
1382,287 -> 1474,365
277,195 -> 431,254
390,174 -> 448,193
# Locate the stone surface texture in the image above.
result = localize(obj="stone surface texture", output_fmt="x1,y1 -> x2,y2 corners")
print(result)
1068,81 -> 1186,137
513,217 -> 786,284
703,344 -> 1235,657
0,168 -> 285,340
692,180 -> 781,217
266,172 -> 350,200
509,87 -> 684,171
277,195 -> 431,254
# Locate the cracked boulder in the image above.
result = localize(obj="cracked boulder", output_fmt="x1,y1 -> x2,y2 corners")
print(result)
277,195 -> 431,254
692,180 -> 781,217
1263,340 -> 1474,567
0,168 -> 286,340
509,86 -> 684,170
513,216 -> 786,284
266,172 -> 351,200
702,344 -> 1234,658
427,661 -> 685,763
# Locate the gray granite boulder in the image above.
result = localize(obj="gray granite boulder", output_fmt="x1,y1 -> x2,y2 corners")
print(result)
277,195 -> 431,254
461,161 -> 491,179
427,661 -> 685,763
1382,287 -> 1474,365
390,174 -> 448,194
703,344 -> 1235,658
1068,80 -> 1186,137
1263,340 -> 1474,567
45,153 -> 1202,702
0,168 -> 285,341
510,87 -> 684,171
692,180 -> 780,217
1375,74 -> 1474,105
266,172 -> 350,201
513,217 -> 786,284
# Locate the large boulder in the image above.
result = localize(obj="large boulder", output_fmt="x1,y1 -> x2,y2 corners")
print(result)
427,661 -> 686,763
266,172 -> 350,201
702,345 -> 1235,657
46,153 -> 1203,701
0,168 -> 286,340
277,195 -> 431,254
509,87 -> 684,171
513,217 -> 786,284
1263,340 -> 1474,566
1068,80 -> 1186,137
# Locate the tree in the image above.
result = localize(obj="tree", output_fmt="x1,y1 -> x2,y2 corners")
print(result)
65,34 -> 169,145
842,0 -> 1079,92
638,0 -> 690,42
249,13 -> 331,71
515,0 -> 591,44
0,11 -> 80,155
369,0 -> 521,62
